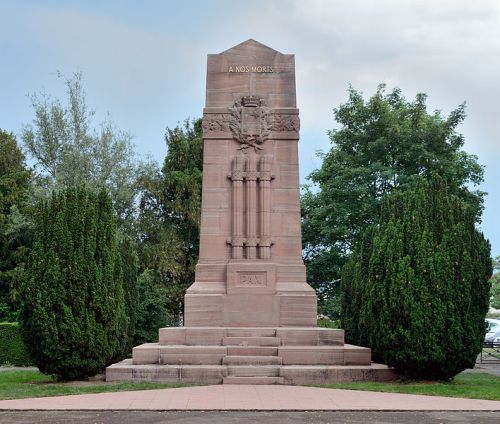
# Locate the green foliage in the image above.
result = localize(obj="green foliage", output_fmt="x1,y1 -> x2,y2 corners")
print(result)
490,257 -> 500,309
314,373 -> 500,401
0,130 -> 31,321
138,119 -> 202,319
317,318 -> 340,329
0,370 -> 193,400
114,236 -> 139,356
134,269 -> 175,345
19,187 -> 126,380
21,72 -> 145,229
302,86 -> 485,318
0,323 -> 33,366
341,177 -> 491,380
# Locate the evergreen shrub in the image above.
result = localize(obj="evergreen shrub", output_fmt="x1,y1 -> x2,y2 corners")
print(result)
0,322 -> 33,366
341,177 -> 492,379
19,187 -> 126,380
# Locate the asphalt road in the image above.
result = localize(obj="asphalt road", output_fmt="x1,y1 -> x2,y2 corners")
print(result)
1,411 -> 500,424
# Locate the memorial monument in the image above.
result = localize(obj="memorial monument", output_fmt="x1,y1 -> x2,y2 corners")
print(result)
107,40 -> 395,384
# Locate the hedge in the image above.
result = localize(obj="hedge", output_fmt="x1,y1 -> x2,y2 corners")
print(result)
0,322 -> 33,366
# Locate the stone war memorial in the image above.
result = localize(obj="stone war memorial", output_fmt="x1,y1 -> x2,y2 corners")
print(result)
107,40 -> 396,384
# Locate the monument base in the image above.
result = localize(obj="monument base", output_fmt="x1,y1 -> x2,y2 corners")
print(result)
106,326 -> 397,384
184,260 -> 318,327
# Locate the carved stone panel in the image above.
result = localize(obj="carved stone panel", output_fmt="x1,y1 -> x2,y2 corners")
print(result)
226,262 -> 276,294
202,114 -> 230,132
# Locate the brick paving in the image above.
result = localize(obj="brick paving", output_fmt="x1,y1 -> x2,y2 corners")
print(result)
0,385 -> 500,411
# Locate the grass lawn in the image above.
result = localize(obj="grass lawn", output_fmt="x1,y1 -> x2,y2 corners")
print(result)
314,372 -> 500,401
0,369 -> 193,400
1,369 -> 499,401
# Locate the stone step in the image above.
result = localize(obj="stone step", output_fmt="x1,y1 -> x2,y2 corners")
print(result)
223,376 -> 285,385
222,337 -> 280,346
106,360 -> 398,384
226,365 -> 280,377
158,346 -> 226,365
132,343 -> 159,365
222,356 -> 282,365
225,328 -> 276,337
276,328 -> 345,346
278,346 -> 344,365
226,346 -> 278,356
277,345 -> 371,365
158,326 -> 346,347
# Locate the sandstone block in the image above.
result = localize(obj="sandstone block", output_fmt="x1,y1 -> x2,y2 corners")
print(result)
222,355 -> 282,365
278,346 -> 344,365
223,376 -> 285,385
227,365 -> 280,377
132,343 -> 159,365
180,365 -> 226,384
226,346 -> 278,356
222,336 -> 280,346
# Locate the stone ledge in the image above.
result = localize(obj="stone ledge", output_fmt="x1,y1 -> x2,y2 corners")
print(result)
106,361 -> 397,385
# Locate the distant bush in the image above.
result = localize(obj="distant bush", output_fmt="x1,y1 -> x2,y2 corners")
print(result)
0,322 -> 33,366
317,318 -> 340,329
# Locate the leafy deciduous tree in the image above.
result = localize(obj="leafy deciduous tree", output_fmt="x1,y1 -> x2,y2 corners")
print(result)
490,257 -> 500,310
0,130 -> 31,321
138,119 -> 202,320
21,72 -> 142,229
133,269 -> 175,345
302,85 -> 485,318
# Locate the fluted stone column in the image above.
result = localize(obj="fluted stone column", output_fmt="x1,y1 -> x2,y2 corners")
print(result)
230,155 -> 246,259
245,153 -> 258,259
259,155 -> 273,259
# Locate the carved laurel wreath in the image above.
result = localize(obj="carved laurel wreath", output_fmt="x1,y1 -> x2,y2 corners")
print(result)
229,97 -> 271,151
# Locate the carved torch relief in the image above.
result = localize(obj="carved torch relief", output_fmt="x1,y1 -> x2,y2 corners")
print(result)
225,96 -> 277,260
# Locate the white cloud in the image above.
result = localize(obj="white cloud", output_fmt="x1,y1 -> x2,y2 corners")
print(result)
1,0 -> 499,253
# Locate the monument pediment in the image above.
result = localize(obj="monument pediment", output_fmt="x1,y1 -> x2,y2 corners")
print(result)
220,39 -> 280,56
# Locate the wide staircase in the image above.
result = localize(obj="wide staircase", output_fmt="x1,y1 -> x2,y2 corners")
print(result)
107,327 -> 396,384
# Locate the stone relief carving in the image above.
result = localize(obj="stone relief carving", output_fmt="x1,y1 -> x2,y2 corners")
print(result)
266,114 -> 300,132
203,96 -> 300,147
229,96 -> 271,151
202,114 -> 230,132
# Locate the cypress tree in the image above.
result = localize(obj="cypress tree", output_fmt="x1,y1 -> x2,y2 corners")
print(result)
19,186 -> 126,380
115,236 -> 139,356
341,177 -> 491,379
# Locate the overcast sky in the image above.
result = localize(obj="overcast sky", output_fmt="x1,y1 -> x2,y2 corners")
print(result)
1,0 -> 499,256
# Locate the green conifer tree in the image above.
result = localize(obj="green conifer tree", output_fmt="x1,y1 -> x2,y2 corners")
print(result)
19,187 -> 126,380
341,177 -> 491,379
116,236 -> 139,355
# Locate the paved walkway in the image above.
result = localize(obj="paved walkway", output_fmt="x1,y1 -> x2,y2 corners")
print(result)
1,385 -> 500,411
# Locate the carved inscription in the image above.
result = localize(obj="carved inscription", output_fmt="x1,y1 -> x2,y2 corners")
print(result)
237,272 -> 267,287
228,65 -> 274,73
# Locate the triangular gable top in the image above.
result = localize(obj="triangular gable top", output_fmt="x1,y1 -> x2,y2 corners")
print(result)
220,39 -> 280,55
